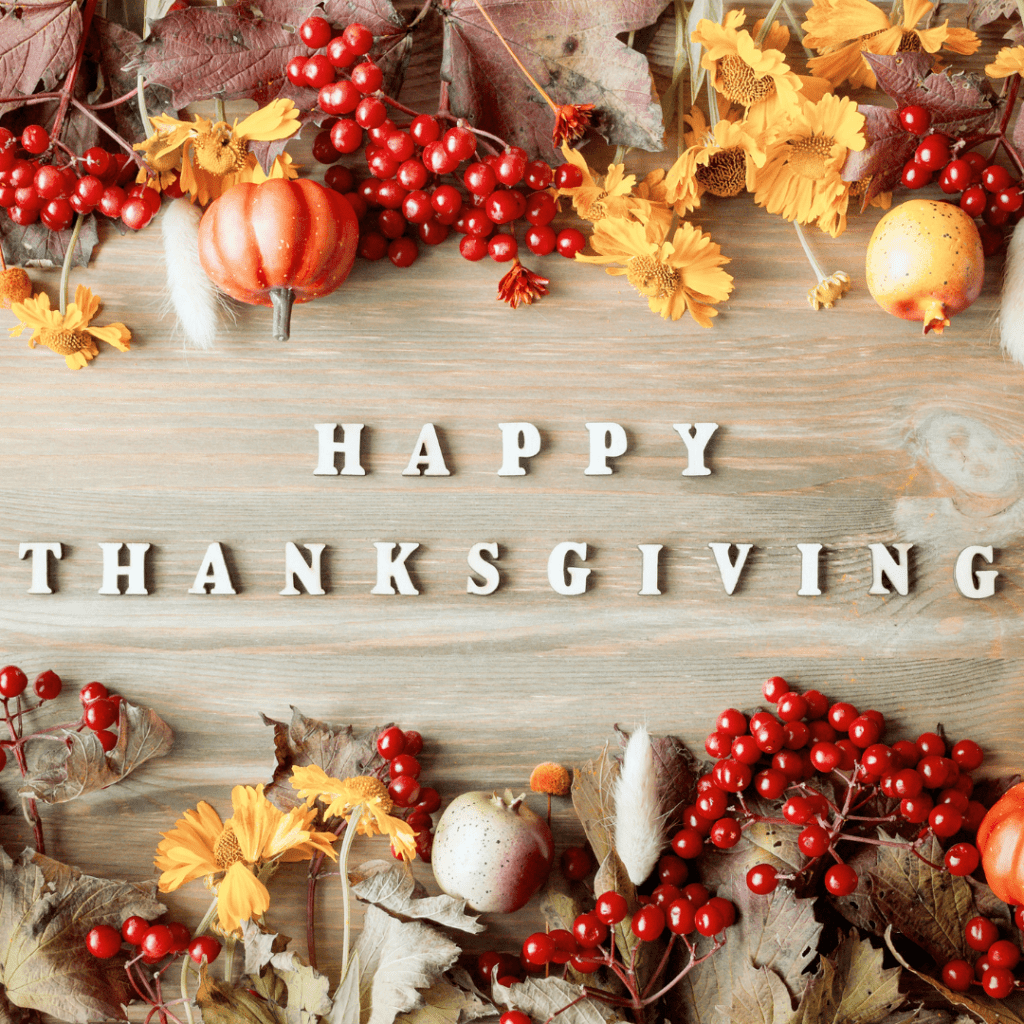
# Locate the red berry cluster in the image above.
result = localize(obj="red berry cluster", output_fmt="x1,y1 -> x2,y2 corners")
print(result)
290,17 -> 587,272
683,676 -> 987,897
86,916 -> 221,966
376,725 -> 439,862
897,104 -> 1020,255
0,127 -> 165,233
942,910 -> 1024,1000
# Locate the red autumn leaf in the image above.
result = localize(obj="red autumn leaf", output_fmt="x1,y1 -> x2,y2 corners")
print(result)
440,0 -> 670,161
136,0 -> 320,108
0,0 -> 81,115
842,53 -> 997,203
967,0 -> 1020,29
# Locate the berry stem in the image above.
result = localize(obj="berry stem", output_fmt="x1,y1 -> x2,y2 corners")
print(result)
640,933 -> 677,1000
641,936 -> 725,1005
407,0 -> 433,29
90,87 -> 141,110
49,0 -> 99,148
70,97 -> 146,164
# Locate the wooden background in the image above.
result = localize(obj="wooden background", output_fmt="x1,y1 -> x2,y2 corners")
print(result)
3,0 -> 1024,1002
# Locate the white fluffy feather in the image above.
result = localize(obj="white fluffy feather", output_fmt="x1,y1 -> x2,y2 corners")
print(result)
614,726 -> 664,885
162,197 -> 221,350
1001,221 -> 1024,367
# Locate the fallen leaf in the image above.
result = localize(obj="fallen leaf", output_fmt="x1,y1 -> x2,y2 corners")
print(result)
0,849 -> 163,1022
493,975 -> 615,1024
350,860 -> 484,933
571,747 -> 618,867
0,0 -> 81,115
392,976 -> 492,1023
268,950 -> 334,1024
241,920 -> 293,976
885,927 -> 1024,1024
867,831 -> 974,965
0,215 -> 99,271
967,0 -> 1020,28
136,0 -> 319,108
792,930 -> 902,1024
262,707 -> 387,813
354,904 -> 460,1024
321,0 -> 411,95
198,966 -> 282,1024
331,953 -> 362,1024
725,965 -> 795,1024
842,53 -> 997,203
440,0 -> 669,160
20,700 -> 173,804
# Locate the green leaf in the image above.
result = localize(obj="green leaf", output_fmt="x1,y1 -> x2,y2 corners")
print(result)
792,931 -> 902,1024
0,849 -> 163,1023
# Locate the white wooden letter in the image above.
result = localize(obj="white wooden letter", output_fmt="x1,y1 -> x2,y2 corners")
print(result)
372,542 -> 420,595
638,544 -> 663,596
189,543 -> 237,595
955,545 -> 998,599
868,543 -> 913,596
497,423 -> 541,476
797,543 -> 823,596
673,423 -> 718,476
19,542 -> 62,594
98,542 -> 150,595
708,542 -> 752,595
548,542 -> 590,595
467,542 -> 500,595
313,423 -> 366,476
584,422 -> 627,475
280,543 -> 326,595
402,424 -> 450,476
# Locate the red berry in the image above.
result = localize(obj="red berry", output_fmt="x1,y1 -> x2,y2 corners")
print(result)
572,911 -> 607,949
500,1013 -> 532,1024
945,841 -> 980,876
966,916 -> 1000,951
983,965 -> 1016,999
898,105 -> 931,134
167,921 -> 191,953
488,235 -> 518,262
982,164 -> 1013,193
671,826 -> 704,859
0,666 -> 27,699
86,924 -> 122,958
351,61 -> 384,94
914,133 -> 950,170
901,162 -> 932,190
409,115 -> 441,145
140,924 -> 174,960
524,160 -> 553,190
122,915 -> 150,945
525,224 -> 556,255
84,698 -> 118,731
189,935 -> 222,964
522,931 -> 554,965
343,22 -> 374,55
300,15 -> 332,48
824,863 -> 858,895
358,231 -> 388,260
694,903 -> 725,936
388,773 -> 420,805
431,184 -> 462,218
960,184 -> 987,217
754,767 -> 787,799
595,890 -> 628,925
459,235 -> 488,261
377,726 -> 406,759
709,817 -> 741,849
556,228 -> 586,258
326,36 -> 356,68
560,846 -> 592,880
443,126 -> 477,163
658,853 -> 689,887
797,823 -> 830,857
389,753 -> 420,779
939,159 -> 973,193
746,864 -> 778,894
631,904 -> 665,942
951,739 -> 983,771
21,125 -> 49,155
120,196 -> 153,230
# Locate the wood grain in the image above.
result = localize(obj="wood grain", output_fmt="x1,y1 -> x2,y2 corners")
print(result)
3,0 -> 1024,1006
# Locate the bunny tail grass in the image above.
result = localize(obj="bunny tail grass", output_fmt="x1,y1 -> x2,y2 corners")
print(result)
1001,221 -> 1024,367
614,726 -> 664,886
162,197 -> 220,350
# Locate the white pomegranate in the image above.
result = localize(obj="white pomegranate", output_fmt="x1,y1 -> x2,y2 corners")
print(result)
431,790 -> 554,913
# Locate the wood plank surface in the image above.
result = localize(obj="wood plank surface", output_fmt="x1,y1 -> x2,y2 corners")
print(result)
3,0 -> 1024,999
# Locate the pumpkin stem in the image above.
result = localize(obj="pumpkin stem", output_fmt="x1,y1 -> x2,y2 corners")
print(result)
269,286 -> 295,341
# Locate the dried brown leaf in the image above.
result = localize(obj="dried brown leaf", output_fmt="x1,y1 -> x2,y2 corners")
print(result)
350,860 -> 484,934
19,700 -> 173,804
792,930 -> 902,1024
198,966 -> 282,1024
441,0 -> 670,160
570,747 -> 618,866
967,0 -> 1020,28
0,214 -> 99,271
493,975 -> 615,1024
393,977 -> 491,1024
262,707 -> 386,813
0,849 -> 163,1022
0,0 -> 81,115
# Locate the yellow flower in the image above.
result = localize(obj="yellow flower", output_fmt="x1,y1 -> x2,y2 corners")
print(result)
576,217 -> 733,328
135,99 -> 300,205
557,143 -> 645,224
987,46 -> 1024,78
9,286 -> 130,369
817,174 -> 892,237
809,270 -> 851,309
691,10 -> 804,119
666,106 -> 769,213
154,784 -> 338,933
753,93 -> 866,230
290,765 -> 417,862
802,0 -> 980,89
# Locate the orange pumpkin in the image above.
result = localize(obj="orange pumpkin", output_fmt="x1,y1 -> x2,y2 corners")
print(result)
977,782 -> 1024,905
197,178 -> 358,340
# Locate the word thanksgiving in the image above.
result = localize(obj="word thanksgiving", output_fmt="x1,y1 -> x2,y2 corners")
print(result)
12,423 -> 1004,601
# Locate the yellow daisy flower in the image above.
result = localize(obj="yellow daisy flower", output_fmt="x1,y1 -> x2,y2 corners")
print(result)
135,99 -> 300,205
801,0 -> 980,89
9,286 -> 130,370
666,105 -> 769,213
691,10 -> 804,119
557,143 -> 645,224
154,784 -> 338,933
290,765 -> 417,862
576,218 -> 733,328
987,45 -> 1024,78
753,93 -> 866,229
817,175 -> 892,237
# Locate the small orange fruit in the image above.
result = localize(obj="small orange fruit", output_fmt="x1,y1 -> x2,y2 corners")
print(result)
865,199 -> 984,334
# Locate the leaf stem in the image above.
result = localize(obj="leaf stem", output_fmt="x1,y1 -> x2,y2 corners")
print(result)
339,803 -> 364,978
50,0 -> 99,147
178,897 -> 218,1024
59,214 -> 86,316
793,221 -> 826,284
753,0 -> 785,47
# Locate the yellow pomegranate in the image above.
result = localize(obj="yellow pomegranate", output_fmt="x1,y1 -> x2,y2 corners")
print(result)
865,199 -> 984,334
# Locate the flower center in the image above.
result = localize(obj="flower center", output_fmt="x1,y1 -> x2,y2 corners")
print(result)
786,133 -> 836,178
214,825 -> 245,868
717,54 -> 776,106
341,776 -> 393,812
897,30 -> 923,52
39,328 -> 88,354
696,148 -> 747,197
193,126 -> 248,176
627,255 -> 681,301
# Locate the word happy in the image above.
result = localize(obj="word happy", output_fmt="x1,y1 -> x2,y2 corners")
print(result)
11,423 -> 1003,601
